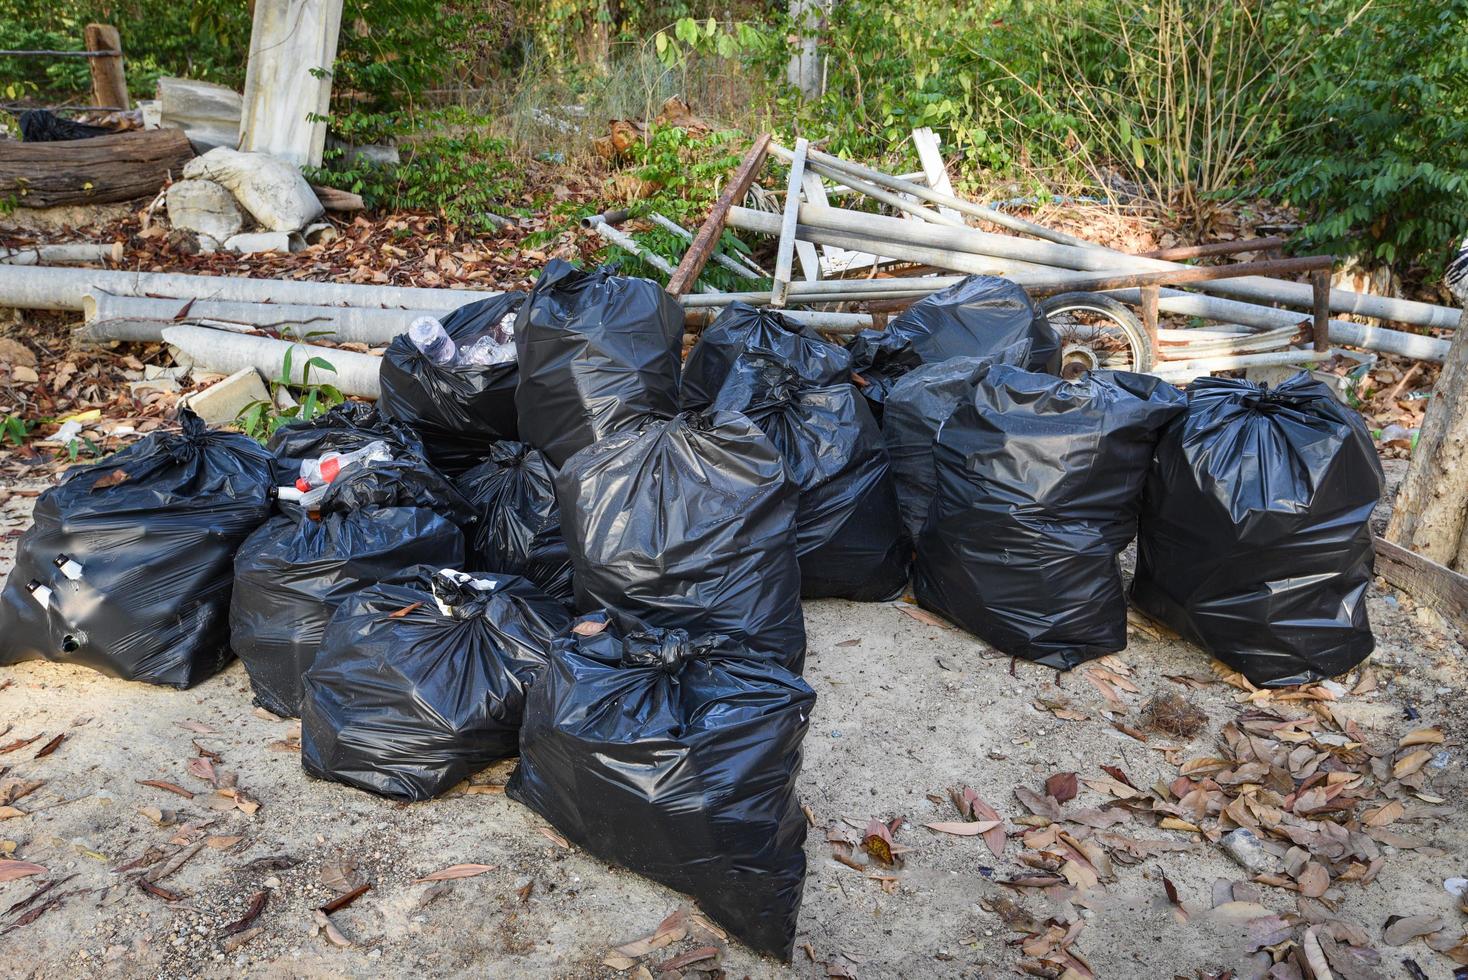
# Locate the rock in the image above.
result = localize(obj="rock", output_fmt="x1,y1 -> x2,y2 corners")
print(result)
1220,828 -> 1274,875
183,147 -> 323,232
178,367 -> 270,425
224,231 -> 293,255
166,179 -> 245,245
0,337 -> 37,368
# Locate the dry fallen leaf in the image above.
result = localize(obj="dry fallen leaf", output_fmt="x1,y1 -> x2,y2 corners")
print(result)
413,863 -> 497,882
1296,862 -> 1329,898
0,806 -> 25,820
1399,728 -> 1444,748
572,618 -> 609,636
0,860 -> 46,882
312,909 -> 353,947
90,468 -> 131,491
538,827 -> 570,848
1363,800 -> 1405,827
893,603 -> 953,629
1046,772 -> 1079,804
1393,750 -> 1433,779
388,601 -> 423,619
1384,914 -> 1445,946
923,820 -> 1001,837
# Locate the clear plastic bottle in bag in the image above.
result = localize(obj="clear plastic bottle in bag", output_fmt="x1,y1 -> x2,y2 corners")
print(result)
409,316 -> 456,365
455,313 -> 517,367
294,440 -> 393,494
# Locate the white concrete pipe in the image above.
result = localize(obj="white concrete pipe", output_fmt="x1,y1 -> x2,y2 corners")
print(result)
0,243 -> 123,266
0,265 -> 492,313
83,291 -> 432,345
162,324 -> 383,399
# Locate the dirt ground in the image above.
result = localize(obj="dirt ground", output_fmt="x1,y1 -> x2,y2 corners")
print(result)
1,457 -> 1465,980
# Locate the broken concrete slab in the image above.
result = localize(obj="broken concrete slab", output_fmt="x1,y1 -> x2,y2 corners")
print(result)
157,76 -> 244,154
166,179 -> 246,246
178,366 -> 270,425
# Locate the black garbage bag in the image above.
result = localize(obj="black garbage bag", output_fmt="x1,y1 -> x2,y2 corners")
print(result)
454,441 -> 574,605
847,275 -> 1060,418
711,356 -> 908,600
506,614 -> 815,959
680,302 -> 851,410
302,567 -> 571,801
265,401 -> 429,485
0,410 -> 273,687
556,411 -> 806,671
882,339 -> 1033,538
230,460 -> 471,716
19,109 -> 112,142
379,292 -> 526,474
914,367 -> 1185,668
514,260 -> 684,467
1130,374 -> 1383,687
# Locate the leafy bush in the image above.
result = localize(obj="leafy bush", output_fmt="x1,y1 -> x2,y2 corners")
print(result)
305,108 -> 525,229
1262,0 -> 1468,274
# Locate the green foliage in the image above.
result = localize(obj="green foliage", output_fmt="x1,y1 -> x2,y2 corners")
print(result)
1,414 -> 33,447
305,109 -> 524,228
235,343 -> 345,442
1262,0 -> 1468,274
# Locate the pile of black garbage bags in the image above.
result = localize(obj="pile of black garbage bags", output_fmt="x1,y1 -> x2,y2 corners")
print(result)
0,266 -> 1385,958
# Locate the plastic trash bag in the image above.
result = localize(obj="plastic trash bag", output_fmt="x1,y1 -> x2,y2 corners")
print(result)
230,460 -> 471,716
506,613 -> 815,959
1130,374 -> 1384,686
19,109 -> 112,142
265,401 -> 428,486
680,302 -> 851,410
380,292 -> 527,474
454,441 -> 574,605
847,275 -> 1060,418
301,567 -> 571,801
556,411 -> 806,671
514,260 -> 684,467
712,355 -> 908,600
0,410 -> 273,687
914,367 -> 1185,668
882,340 -> 1033,538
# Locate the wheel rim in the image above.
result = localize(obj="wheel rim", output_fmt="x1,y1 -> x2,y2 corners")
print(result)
1044,303 -> 1146,373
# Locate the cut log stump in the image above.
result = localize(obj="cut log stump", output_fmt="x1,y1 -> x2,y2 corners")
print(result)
0,128 -> 195,207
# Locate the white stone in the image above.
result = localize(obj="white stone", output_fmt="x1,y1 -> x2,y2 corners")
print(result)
224,231 -> 293,255
166,179 -> 246,246
183,147 -> 324,232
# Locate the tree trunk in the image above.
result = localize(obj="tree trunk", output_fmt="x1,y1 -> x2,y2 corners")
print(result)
0,128 -> 194,207
1385,305 -> 1468,567
786,0 -> 825,100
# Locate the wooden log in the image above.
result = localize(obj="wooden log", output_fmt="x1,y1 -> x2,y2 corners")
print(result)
309,183 -> 365,212
1385,306 -> 1468,568
1373,536 -> 1468,626
84,25 -> 128,112
0,128 -> 193,207
666,133 -> 771,296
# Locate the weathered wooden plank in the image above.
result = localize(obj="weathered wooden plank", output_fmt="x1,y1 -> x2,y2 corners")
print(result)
770,137 -> 808,308
666,133 -> 771,296
1375,536 -> 1468,627
84,24 -> 129,111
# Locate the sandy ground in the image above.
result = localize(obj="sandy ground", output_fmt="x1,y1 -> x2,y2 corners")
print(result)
1,461 -> 1465,980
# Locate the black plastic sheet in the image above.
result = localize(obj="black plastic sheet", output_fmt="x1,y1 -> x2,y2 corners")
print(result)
680,302 -> 851,410
454,441 -> 574,605
302,567 -> 571,801
914,367 -> 1185,668
230,461 -> 470,716
514,260 -> 684,467
847,275 -> 1060,418
712,356 -> 908,600
506,614 -> 815,959
265,401 -> 428,485
556,411 -> 806,671
882,340 -> 1035,538
0,411 -> 273,687
1130,374 -> 1383,686
379,292 -> 526,474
